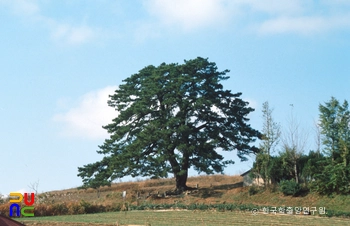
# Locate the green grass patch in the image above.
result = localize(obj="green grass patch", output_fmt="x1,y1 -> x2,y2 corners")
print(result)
19,210 -> 350,226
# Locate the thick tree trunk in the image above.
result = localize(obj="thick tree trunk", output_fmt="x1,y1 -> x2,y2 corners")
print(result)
175,172 -> 188,191
167,137 -> 192,192
168,149 -> 189,192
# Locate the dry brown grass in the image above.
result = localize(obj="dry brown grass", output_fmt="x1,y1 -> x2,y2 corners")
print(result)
39,174 -> 243,205
30,174 -> 350,215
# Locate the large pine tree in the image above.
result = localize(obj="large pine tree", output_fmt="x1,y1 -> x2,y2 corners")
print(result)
78,57 -> 261,191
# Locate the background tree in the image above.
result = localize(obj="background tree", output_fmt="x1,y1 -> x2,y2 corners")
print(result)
281,108 -> 308,184
300,150 -> 325,185
78,57 -> 261,192
257,101 -> 281,186
312,97 -> 350,194
318,97 -> 350,165
253,154 -> 290,185
336,100 -> 350,167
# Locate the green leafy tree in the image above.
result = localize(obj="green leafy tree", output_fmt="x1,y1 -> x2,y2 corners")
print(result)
300,150 -> 325,184
319,97 -> 350,165
337,101 -> 350,167
311,97 -> 350,195
269,155 -> 294,183
77,57 -> 261,191
312,162 -> 350,195
253,154 -> 291,185
257,101 -> 281,186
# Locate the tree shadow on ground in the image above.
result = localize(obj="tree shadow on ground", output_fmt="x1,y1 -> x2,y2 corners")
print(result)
188,182 -> 243,198
212,182 -> 243,190
197,188 -> 223,198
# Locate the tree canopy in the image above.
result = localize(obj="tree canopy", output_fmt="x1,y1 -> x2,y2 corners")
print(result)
77,57 -> 261,191
311,97 -> 350,194
255,101 -> 281,186
319,97 -> 350,165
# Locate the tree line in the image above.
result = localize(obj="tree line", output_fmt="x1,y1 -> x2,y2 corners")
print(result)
253,97 -> 350,195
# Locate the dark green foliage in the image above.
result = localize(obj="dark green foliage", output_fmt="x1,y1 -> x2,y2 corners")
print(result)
129,203 -> 261,212
2,199 -> 350,217
319,97 -> 350,165
279,179 -> 301,196
267,151 -> 325,185
311,163 -> 350,195
77,57 -> 261,191
269,155 -> 292,182
252,97 -> 350,196
311,97 -> 350,195
254,155 -> 294,184
301,151 -> 326,183
324,209 -> 350,218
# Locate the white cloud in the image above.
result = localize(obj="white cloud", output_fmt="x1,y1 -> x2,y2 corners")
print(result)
258,15 -> 350,35
49,23 -> 97,45
1,0 -> 98,45
41,15 -> 98,46
246,0 -> 350,35
142,0 -> 305,33
142,0 -> 350,36
143,0 -> 232,31
53,86 -> 118,139
2,0 -> 350,41
1,0 -> 40,16
238,0 -> 304,15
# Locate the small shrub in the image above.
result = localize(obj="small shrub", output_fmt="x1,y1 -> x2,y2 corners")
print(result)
0,203 -> 10,216
52,203 -> 69,215
198,203 -> 209,210
80,200 -> 95,213
67,202 -> 85,215
35,203 -> 52,216
216,204 -> 226,211
279,179 -> 301,196
112,202 -> 122,211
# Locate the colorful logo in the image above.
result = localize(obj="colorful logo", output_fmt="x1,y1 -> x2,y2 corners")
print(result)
9,192 -> 35,217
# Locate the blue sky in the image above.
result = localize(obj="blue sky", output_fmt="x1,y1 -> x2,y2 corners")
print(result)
1,0 -> 349,196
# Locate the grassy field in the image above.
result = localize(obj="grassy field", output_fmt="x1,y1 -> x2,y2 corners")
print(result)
18,210 -> 350,226
31,174 -> 350,214
3,175 -> 350,225
28,175 -> 350,212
